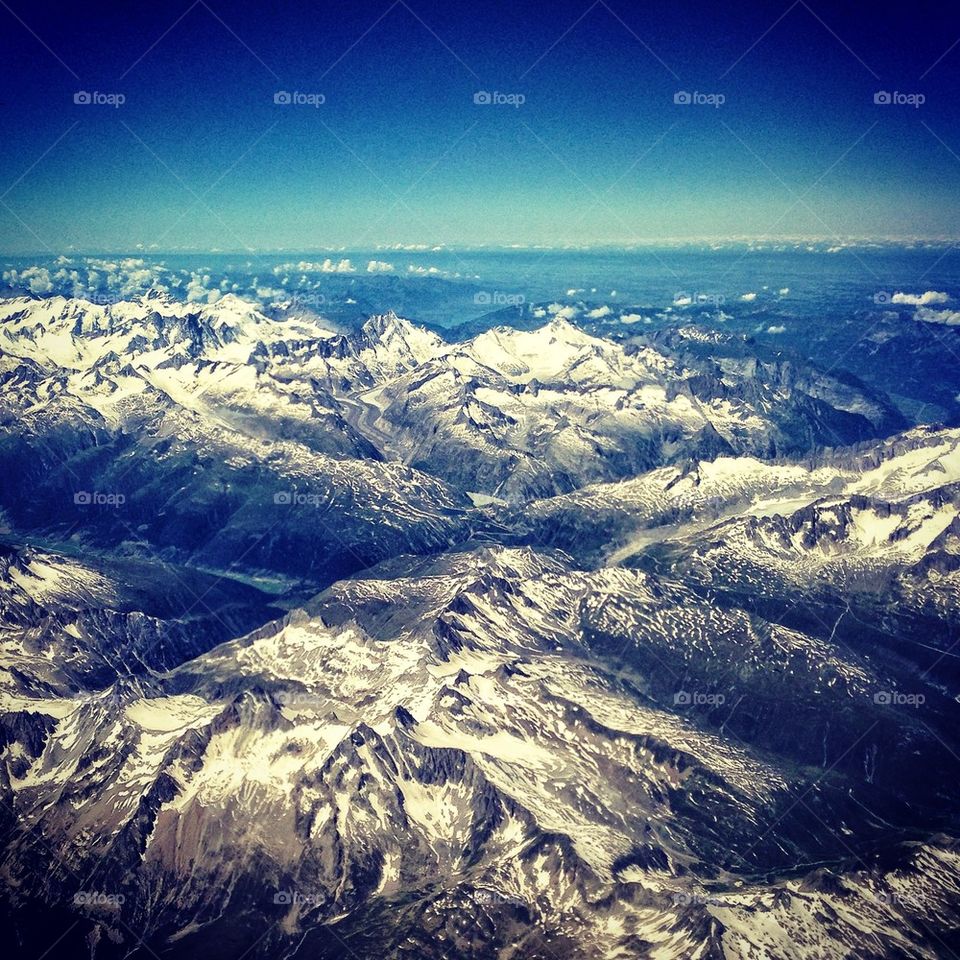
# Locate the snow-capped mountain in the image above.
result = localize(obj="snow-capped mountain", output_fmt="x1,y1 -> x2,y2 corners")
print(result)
2,294 -> 959,958
4,539 -> 960,958
0,295 -> 899,507
519,424 -> 960,561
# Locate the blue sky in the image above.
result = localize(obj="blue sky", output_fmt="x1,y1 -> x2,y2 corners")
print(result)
2,0 -> 959,251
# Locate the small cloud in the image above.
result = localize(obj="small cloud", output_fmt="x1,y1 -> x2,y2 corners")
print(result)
891,291 -> 950,306
323,258 -> 354,273
366,260 -> 394,273
740,292 -> 758,302
3,265 -> 54,294
914,306 -> 960,326
619,313 -> 645,324
778,287 -> 790,295
276,259 -> 355,274
766,324 -> 786,334
547,302 -> 579,319
586,305 -> 612,318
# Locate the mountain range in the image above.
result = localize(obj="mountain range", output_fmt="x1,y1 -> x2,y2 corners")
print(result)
1,293 -> 958,959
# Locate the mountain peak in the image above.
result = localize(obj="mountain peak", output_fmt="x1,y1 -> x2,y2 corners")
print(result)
360,310 -> 445,358
137,287 -> 176,307
362,309 -> 408,338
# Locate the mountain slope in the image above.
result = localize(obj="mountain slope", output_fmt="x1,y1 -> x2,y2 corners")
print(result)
3,540 -> 960,958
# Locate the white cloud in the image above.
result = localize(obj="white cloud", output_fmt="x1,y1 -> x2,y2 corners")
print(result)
407,264 -> 442,275
547,302 -> 579,319
740,292 -> 758,302
778,287 -> 790,295
586,305 -> 612,318
619,313 -> 645,324
673,294 -> 692,306
3,266 -> 54,294
891,290 -> 950,306
78,256 -> 168,297
255,286 -> 287,300
323,258 -> 354,273
185,272 -> 220,303
273,259 -> 355,274
366,260 -> 394,273
914,306 -> 960,326
766,324 -> 786,334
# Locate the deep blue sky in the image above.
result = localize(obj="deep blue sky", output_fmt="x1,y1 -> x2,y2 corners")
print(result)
1,0 -> 959,251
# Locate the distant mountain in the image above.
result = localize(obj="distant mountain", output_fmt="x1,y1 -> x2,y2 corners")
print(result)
0,295 -> 903,568
517,423 -> 960,561
0,297 -> 468,587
